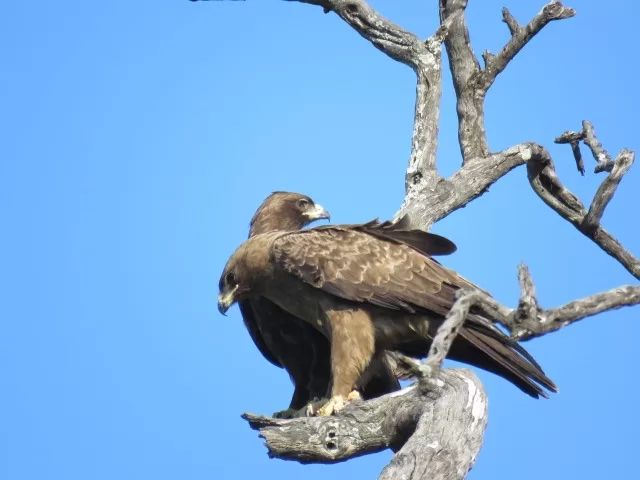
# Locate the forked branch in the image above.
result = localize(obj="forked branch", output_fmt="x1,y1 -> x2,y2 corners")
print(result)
400,2 -> 575,227
439,0 -> 574,163
478,264 -> 640,341
556,120 -> 615,173
439,0 -> 487,162
479,2 -> 576,92
528,129 -> 639,279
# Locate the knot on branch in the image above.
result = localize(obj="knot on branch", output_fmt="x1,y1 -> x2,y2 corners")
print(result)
509,264 -> 545,339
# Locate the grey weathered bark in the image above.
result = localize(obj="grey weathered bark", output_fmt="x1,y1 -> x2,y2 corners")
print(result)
193,0 -> 637,478
243,368 -> 487,474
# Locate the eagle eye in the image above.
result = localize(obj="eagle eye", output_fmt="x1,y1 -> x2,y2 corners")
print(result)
225,271 -> 237,286
297,198 -> 311,209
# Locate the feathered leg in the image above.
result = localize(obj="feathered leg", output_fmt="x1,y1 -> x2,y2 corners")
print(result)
316,308 -> 375,416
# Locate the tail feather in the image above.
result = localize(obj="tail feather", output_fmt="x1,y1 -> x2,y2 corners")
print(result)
454,319 -> 557,398
392,314 -> 558,398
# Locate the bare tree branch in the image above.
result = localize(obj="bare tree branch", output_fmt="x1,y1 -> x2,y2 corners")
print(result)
282,0 -> 452,222
243,368 -> 488,480
518,285 -> 640,340
437,1 -> 574,164
478,2 -> 576,92
584,150 -> 634,229
286,0 -> 425,69
555,120 -> 615,173
386,290 -> 485,390
527,138 -> 640,279
501,7 -> 521,36
513,263 -> 540,327
408,265 -> 640,342
399,142 -> 545,228
582,120 -> 614,172
439,0 -> 488,162
398,1 -> 575,227
420,291 -> 482,380
488,265 -> 640,341
404,25 -> 450,193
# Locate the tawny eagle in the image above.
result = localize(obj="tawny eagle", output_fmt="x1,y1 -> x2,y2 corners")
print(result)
236,192 -> 458,416
238,192 -> 396,417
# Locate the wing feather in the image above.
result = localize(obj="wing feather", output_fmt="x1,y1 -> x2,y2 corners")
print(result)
238,299 -> 283,369
312,217 -> 458,257
272,227 -> 462,313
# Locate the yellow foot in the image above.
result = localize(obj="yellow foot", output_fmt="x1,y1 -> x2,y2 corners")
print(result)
347,390 -> 362,402
316,395 -> 346,416
303,398 -> 327,417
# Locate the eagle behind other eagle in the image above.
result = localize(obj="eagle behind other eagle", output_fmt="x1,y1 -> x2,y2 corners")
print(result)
239,192 -> 451,417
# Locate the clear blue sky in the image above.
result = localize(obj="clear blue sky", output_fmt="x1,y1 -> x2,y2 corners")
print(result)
2,1 -> 639,479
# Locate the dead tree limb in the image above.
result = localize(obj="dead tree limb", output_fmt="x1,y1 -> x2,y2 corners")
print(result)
504,265 -> 640,340
526,139 -> 639,279
243,368 -> 488,480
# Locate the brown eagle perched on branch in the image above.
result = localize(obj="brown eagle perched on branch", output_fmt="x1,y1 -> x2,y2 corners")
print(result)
220,202 -> 557,416
241,192 -> 422,417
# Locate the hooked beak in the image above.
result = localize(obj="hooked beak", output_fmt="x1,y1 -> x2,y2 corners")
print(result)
304,203 -> 331,222
217,286 -> 238,316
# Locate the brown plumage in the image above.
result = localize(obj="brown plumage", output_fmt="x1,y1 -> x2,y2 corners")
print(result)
219,216 -> 557,416
239,192 -> 335,417
238,192 -> 457,416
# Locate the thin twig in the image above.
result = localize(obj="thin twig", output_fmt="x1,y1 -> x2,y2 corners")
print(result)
583,150 -> 635,230
555,120 -> 616,173
512,264 -> 541,327
501,7 -> 522,36
478,2 -> 576,92
527,152 -> 640,279
499,266 -> 640,340
582,120 -> 613,171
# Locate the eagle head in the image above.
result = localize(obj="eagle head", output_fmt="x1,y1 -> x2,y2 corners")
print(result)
249,191 -> 330,237
217,259 -> 247,316
217,235 -> 272,315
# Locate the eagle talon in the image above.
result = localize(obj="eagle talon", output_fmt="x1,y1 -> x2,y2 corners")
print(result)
316,395 -> 346,416
304,398 -> 328,417
347,390 -> 362,402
